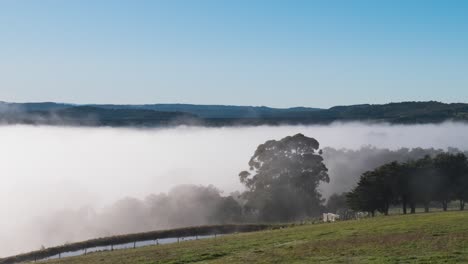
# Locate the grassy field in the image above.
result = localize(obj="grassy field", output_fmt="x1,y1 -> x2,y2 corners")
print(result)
44,211 -> 468,264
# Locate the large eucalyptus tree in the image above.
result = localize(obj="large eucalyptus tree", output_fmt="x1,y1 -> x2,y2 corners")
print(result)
239,133 -> 329,222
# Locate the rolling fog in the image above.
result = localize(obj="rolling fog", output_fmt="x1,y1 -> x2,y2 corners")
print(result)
2,122 -> 468,256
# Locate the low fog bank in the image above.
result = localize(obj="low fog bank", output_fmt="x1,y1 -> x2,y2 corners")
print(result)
30,185 -> 241,251
2,122 -> 468,256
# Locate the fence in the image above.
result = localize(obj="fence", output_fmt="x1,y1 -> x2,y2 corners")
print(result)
0,224 -> 279,264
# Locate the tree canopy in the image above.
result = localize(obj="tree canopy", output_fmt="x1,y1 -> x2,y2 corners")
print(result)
347,153 -> 468,215
239,133 -> 329,222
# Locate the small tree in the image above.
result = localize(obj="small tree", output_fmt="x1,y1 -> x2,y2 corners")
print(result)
409,156 -> 438,213
348,161 -> 405,215
434,153 -> 468,210
347,172 -> 380,217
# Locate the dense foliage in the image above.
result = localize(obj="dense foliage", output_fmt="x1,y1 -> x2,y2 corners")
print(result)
320,146 -> 459,197
347,153 -> 468,215
239,133 -> 329,222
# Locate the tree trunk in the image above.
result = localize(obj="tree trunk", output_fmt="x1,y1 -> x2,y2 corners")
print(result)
402,199 -> 407,214
424,203 -> 429,213
442,201 -> 448,211
410,202 -> 416,214
371,211 -> 375,217
460,200 -> 465,211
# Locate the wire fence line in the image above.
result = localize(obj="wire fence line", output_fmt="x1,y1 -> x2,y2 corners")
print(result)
0,224 -> 281,264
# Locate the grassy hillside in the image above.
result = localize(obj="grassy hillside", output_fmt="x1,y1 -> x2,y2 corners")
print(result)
0,225 -> 272,264
44,211 -> 468,264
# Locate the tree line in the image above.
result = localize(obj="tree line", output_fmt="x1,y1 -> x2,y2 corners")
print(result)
347,153 -> 468,216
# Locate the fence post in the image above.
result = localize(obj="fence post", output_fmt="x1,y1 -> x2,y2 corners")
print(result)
177,237 -> 179,243
133,241 -> 136,249
84,248 -> 87,255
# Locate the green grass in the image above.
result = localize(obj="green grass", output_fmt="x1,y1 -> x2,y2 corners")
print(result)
45,211 -> 468,264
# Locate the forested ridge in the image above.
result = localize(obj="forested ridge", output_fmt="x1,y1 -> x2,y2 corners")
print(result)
1,101 -> 468,126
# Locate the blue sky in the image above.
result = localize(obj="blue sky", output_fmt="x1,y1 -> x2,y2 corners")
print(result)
1,0 -> 467,108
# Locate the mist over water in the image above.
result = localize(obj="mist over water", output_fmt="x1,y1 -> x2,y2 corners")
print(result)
2,122 -> 468,256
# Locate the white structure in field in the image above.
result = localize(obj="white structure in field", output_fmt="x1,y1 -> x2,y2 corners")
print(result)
356,211 -> 369,219
322,213 -> 340,222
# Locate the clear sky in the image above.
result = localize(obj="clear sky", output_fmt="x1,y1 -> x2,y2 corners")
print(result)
1,0 -> 467,108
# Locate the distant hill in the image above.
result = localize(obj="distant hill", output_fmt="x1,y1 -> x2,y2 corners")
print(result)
0,105 -> 197,126
0,101 -> 467,126
325,101 -> 468,123
87,103 -> 323,118
0,101 -> 71,112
